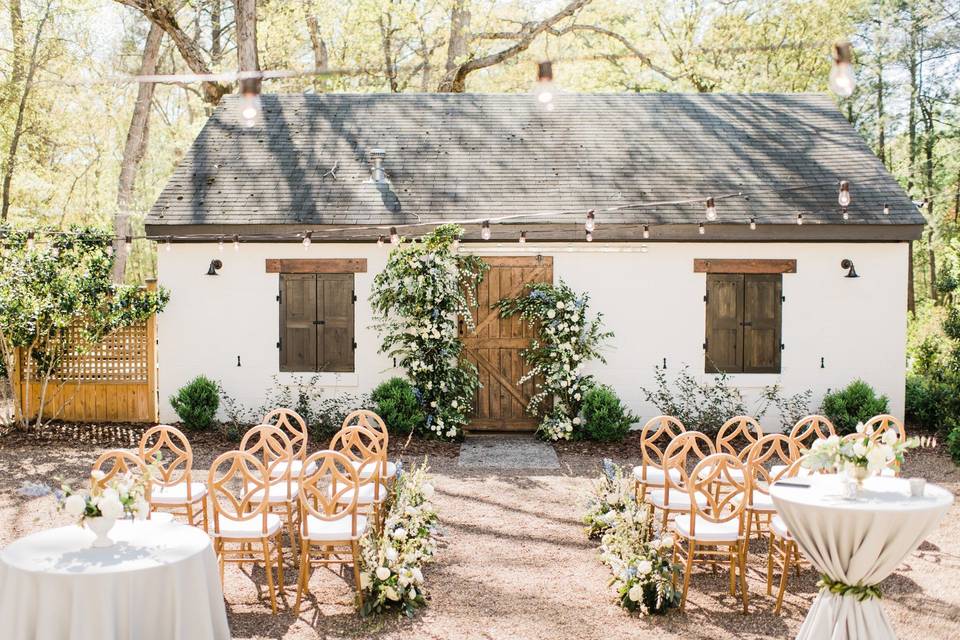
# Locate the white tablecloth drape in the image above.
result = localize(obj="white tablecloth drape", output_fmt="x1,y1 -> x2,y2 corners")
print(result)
0,519 -> 230,640
770,475 -> 953,640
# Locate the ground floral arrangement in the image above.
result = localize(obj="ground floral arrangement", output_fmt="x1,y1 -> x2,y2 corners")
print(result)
497,281 -> 612,440
370,225 -> 487,440
358,461 -> 439,617
584,460 -> 681,615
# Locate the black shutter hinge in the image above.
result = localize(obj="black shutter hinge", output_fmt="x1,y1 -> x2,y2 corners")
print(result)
780,343 -> 785,350
352,340 -> 357,351
703,293 -> 708,302
276,339 -> 281,349
703,339 -> 708,350
313,320 -> 326,325
276,292 -> 281,302
781,295 -> 786,302
352,290 -> 357,303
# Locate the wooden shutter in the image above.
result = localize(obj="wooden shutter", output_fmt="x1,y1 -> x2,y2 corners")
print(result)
742,274 -> 782,373
317,274 -> 355,372
705,274 -> 743,373
280,274 -> 317,372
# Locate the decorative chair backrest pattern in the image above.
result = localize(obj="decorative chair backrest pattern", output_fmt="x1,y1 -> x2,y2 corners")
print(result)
91,449 -> 152,501
716,416 -> 764,458
298,450 -> 362,539
240,425 -> 294,499
261,408 -> 309,460
207,451 -> 271,535
342,409 -> 388,448
139,425 -> 193,490
330,425 -> 383,502
789,415 -> 836,450
745,434 -> 799,505
687,454 -> 747,535
661,431 -> 716,504
639,416 -> 686,484
863,414 -> 906,443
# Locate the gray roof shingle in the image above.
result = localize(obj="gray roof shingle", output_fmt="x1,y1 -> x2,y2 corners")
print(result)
145,92 -> 923,238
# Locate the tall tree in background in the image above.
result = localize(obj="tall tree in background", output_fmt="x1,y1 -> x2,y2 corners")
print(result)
235,0 -> 260,94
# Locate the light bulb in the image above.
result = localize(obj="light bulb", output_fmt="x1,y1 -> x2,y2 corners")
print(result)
705,197 -> 717,221
585,230 -> 593,242
218,237 -> 224,253
883,203 -> 890,215
698,223 -> 705,235
797,213 -> 804,226
640,244 -> 648,253
585,211 -> 596,232
842,209 -> 849,220
240,92 -> 260,127
519,231 -> 526,244
643,225 -> 650,239
389,227 -> 399,244
165,237 -> 172,252
533,61 -> 554,105
107,244 -> 114,256
481,221 -> 491,240
749,218 -> 756,230
26,232 -> 34,250
377,235 -> 384,247
829,42 -> 856,98
124,236 -> 132,255
451,238 -> 460,251
233,234 -> 240,251
302,231 -> 312,250
838,180 -> 851,207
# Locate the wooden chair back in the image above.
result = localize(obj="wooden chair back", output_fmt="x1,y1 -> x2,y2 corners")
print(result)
330,425 -> 384,502
863,414 -> 905,443
745,434 -> 799,505
261,408 -> 309,460
240,425 -> 294,499
91,449 -> 152,501
638,416 -> 686,484
342,409 -> 388,448
716,416 -> 764,457
207,451 -> 272,536
298,450 -> 362,539
687,453 -> 747,534
788,415 -> 836,449
661,431 -> 716,503
139,425 -> 193,490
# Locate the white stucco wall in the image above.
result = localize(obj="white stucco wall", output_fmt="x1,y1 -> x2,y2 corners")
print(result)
156,241 -> 908,428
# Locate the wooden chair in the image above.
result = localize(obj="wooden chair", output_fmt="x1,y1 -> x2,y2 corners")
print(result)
789,415 -> 836,448
673,453 -> 750,614
341,410 -> 396,483
329,425 -> 387,527
207,451 -> 285,614
91,449 -> 151,499
293,450 -> 367,615
261,408 -> 313,480
647,431 -> 715,531
766,459 -> 806,614
744,434 -> 799,541
138,425 -> 207,529
864,414 -> 906,443
241,425 -> 298,549
633,416 -> 686,497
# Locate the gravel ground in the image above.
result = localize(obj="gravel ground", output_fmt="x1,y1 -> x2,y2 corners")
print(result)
1,426 -> 958,640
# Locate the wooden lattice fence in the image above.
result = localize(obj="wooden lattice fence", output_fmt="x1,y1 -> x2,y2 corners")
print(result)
10,282 -> 158,423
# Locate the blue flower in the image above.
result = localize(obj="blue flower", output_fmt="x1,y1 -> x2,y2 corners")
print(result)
18,481 -> 52,498
602,458 -> 617,482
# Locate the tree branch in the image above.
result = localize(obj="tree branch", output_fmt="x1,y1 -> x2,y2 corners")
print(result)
547,23 -> 677,82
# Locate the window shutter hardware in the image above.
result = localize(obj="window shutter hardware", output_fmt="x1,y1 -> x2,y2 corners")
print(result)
781,343 -> 785,350
781,295 -> 786,302
703,293 -> 708,302
352,291 -> 357,303
313,319 -> 326,325
703,339 -> 708,350
276,339 -> 281,349
276,293 -> 281,302
352,340 -> 357,351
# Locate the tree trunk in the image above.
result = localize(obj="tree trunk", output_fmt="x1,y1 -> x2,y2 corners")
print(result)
954,168 -> 959,224
444,0 -> 470,73
928,230 -> 937,302
908,241 -> 915,313
379,12 -> 398,93
907,10 -> 919,191
113,22 -> 164,283
875,59 -> 886,166
210,0 -> 222,66
1,2 -> 51,222
305,12 -> 328,92
234,0 -> 260,94
9,0 -> 25,88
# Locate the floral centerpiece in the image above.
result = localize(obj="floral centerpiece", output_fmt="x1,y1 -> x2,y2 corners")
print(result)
496,281 -> 612,441
370,225 -> 488,440
57,469 -> 152,546
801,423 -> 919,487
359,462 -> 439,617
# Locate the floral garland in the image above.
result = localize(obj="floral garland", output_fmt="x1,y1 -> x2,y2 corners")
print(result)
359,462 -> 439,617
497,281 -> 612,440
586,460 -> 681,615
370,225 -> 488,439
817,574 -> 883,601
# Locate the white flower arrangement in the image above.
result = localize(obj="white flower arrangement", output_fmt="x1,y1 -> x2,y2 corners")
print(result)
585,461 -> 681,615
359,462 -> 439,617
57,468 -> 152,524
801,423 -> 919,478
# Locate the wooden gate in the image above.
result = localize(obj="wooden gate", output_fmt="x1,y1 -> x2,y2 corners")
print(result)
460,256 -> 553,431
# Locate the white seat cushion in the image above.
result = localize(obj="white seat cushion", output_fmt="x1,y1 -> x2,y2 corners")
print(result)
632,466 -> 682,485
215,513 -> 282,539
269,459 -> 317,479
351,459 -> 397,479
675,516 -> 741,543
745,491 -> 776,511
771,515 -> 792,539
697,465 -> 745,483
150,482 -> 207,505
249,481 -> 299,504
647,489 -> 708,511
303,514 -> 368,542
334,483 -> 389,505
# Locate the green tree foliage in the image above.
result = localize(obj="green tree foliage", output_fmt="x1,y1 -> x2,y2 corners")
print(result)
0,225 -> 168,427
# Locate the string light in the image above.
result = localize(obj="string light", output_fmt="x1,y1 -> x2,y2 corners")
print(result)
302,231 -> 312,250
240,78 -> 261,127
233,234 -> 240,251
838,180 -> 851,207
829,42 -> 856,98
534,61 -> 555,107
705,197 -> 717,221
698,223 -> 705,235
797,213 -> 804,225
883,203 -> 890,215
585,210 -> 596,232
377,235 -> 384,246
26,232 -> 35,250
842,209 -> 849,220
640,244 -> 648,253
481,221 -> 491,240
389,227 -> 399,244
643,225 -> 650,239
585,229 -> 593,242
218,236 -> 224,252
165,236 -> 172,251
750,217 -> 756,230
519,231 -> 527,244
124,235 -> 132,255
451,237 -> 460,251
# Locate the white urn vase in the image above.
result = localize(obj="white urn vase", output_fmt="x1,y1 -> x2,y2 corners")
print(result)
85,516 -> 117,547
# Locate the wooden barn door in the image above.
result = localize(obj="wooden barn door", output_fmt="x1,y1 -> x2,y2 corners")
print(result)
460,256 -> 553,431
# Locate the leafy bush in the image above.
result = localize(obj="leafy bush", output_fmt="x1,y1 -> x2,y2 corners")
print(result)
946,419 -> 960,465
905,375 -> 953,431
581,385 -> 638,442
170,375 -> 219,430
371,377 -> 424,435
820,380 -> 889,435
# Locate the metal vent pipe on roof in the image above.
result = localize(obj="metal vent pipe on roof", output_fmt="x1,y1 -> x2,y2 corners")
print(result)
369,148 -> 387,182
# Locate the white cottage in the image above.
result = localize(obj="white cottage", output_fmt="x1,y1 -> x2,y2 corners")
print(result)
146,93 -> 922,428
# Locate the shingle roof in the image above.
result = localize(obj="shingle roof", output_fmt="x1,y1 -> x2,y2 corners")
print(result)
146,92 -> 923,239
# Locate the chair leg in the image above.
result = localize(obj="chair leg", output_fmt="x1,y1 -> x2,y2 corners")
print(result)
738,542 -> 749,614
671,540 -> 679,590
201,498 -> 209,532
275,535 -> 285,587
286,504 -> 297,551
263,538 -> 277,614
294,542 -> 309,615
351,539 -> 365,611
744,510 -> 754,546
186,502 -> 195,527
680,540 -> 694,612
775,540 -> 792,615
216,539 -> 225,586
728,546 -> 737,596
766,532 -> 774,596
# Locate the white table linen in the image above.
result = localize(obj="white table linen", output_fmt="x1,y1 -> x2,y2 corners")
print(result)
0,519 -> 230,640
770,475 -> 953,640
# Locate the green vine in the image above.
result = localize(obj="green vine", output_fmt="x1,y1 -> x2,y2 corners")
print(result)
369,225 -> 488,439
817,574 -> 882,601
496,281 -> 612,440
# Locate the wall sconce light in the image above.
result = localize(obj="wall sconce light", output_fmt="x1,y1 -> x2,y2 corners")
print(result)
840,258 -> 858,278
206,259 -> 223,276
